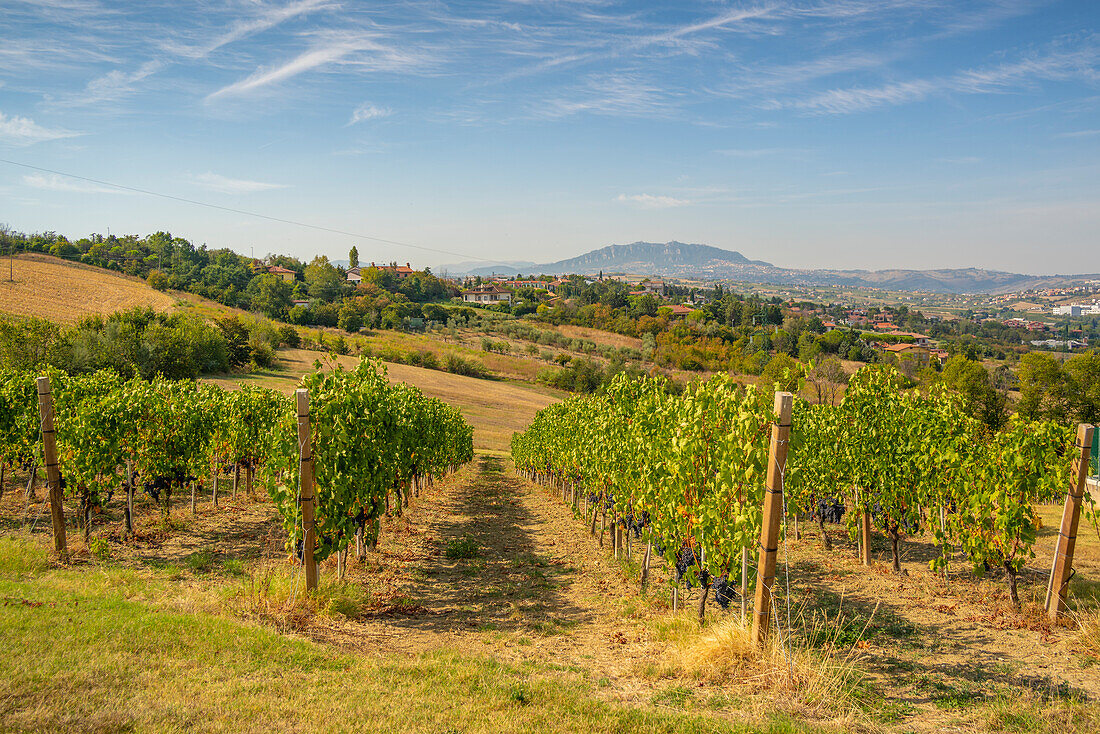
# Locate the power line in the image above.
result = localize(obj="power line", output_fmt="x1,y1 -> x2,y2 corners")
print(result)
0,157 -> 495,265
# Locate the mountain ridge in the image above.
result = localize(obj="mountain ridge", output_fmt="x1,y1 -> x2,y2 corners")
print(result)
439,241 -> 1099,295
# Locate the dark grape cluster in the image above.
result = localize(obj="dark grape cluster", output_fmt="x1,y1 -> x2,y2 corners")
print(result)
618,512 -> 648,538
712,574 -> 736,609
141,469 -> 196,501
816,497 -> 846,524
675,545 -> 710,588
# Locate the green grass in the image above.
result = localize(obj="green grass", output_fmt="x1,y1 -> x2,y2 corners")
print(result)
0,536 -> 821,734
445,535 -> 481,559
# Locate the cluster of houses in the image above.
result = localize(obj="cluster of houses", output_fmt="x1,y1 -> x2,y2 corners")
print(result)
1052,303 -> 1100,317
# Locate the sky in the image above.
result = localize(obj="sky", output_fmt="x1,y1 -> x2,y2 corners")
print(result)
1,0 -> 1098,275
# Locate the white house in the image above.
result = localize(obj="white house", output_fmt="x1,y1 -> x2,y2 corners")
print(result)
461,284 -> 512,304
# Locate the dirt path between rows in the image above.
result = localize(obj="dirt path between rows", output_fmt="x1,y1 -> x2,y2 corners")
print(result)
310,455 -> 669,705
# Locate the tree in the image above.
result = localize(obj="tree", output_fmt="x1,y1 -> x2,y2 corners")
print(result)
1063,352 -> 1100,423
304,256 -> 345,302
940,355 -> 1006,432
808,358 -> 847,406
349,246 -> 359,269
147,270 -> 169,291
1016,352 -> 1069,422
249,274 -> 293,320
338,305 -> 363,333
761,353 -> 802,393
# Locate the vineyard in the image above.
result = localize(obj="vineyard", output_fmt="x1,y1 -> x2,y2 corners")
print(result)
512,364 -> 1096,627
0,360 -> 474,581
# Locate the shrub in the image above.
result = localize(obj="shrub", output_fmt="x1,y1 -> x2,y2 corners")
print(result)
278,325 -> 301,348
147,270 -> 169,291
444,354 -> 488,379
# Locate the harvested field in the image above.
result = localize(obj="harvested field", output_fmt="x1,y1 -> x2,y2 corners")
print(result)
0,254 -> 175,324
204,348 -> 561,453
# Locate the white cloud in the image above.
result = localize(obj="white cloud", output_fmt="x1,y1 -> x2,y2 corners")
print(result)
190,172 -> 288,194
615,193 -> 691,209
535,74 -> 673,119
22,173 -> 125,194
163,0 -> 336,60
207,44 -> 354,100
348,103 -> 392,124
0,112 -> 81,145
769,45 -> 1099,114
1057,129 -> 1100,138
63,60 -> 164,107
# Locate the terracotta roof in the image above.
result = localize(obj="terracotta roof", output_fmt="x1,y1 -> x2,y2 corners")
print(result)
267,265 -> 295,275
462,284 -> 511,295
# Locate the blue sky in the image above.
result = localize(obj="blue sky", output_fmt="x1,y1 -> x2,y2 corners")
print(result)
1,0 -> 1098,274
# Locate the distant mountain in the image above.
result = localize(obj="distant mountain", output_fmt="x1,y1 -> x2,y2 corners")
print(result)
436,259 -> 539,277
541,241 -> 771,273
440,241 -> 1099,295
440,242 -> 768,278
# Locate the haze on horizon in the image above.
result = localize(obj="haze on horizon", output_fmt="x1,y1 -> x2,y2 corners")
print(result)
1,0 -> 1098,276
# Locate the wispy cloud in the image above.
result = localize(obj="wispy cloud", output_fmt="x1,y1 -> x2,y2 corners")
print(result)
534,74 -> 674,119
206,44 -> 353,100
58,60 -> 164,107
189,172 -> 288,194
615,193 -> 691,209
22,172 -> 125,194
205,32 -> 431,101
348,102 -> 392,124
768,44 -> 1100,114
162,0 -> 336,60
0,112 -> 81,145
1057,129 -> 1100,138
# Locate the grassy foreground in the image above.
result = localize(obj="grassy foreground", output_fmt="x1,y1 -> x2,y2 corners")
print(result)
0,538 -> 812,734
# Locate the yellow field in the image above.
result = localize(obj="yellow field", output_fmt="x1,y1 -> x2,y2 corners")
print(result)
204,348 -> 561,454
0,253 -> 176,324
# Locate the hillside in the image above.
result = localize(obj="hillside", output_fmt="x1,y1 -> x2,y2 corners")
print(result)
204,348 -> 560,454
0,254 -> 176,323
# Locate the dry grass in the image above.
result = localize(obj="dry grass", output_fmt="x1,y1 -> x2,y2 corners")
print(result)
1068,609 -> 1100,659
554,323 -> 644,350
664,614 -> 860,718
0,253 -> 175,323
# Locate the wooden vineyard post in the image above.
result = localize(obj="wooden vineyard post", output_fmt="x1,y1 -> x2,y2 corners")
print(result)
296,389 -> 318,591
740,546 -> 749,625
860,509 -> 872,566
751,391 -> 793,649
36,376 -> 68,561
1046,424 -> 1094,620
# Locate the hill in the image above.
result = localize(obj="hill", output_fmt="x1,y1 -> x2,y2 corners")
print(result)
204,348 -> 560,454
540,241 -> 771,274
0,253 -> 175,324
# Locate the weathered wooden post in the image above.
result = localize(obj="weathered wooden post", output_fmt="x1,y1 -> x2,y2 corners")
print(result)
296,389 -> 318,591
36,376 -> 68,561
860,509 -> 872,566
751,391 -> 793,648
1046,424 -> 1094,620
